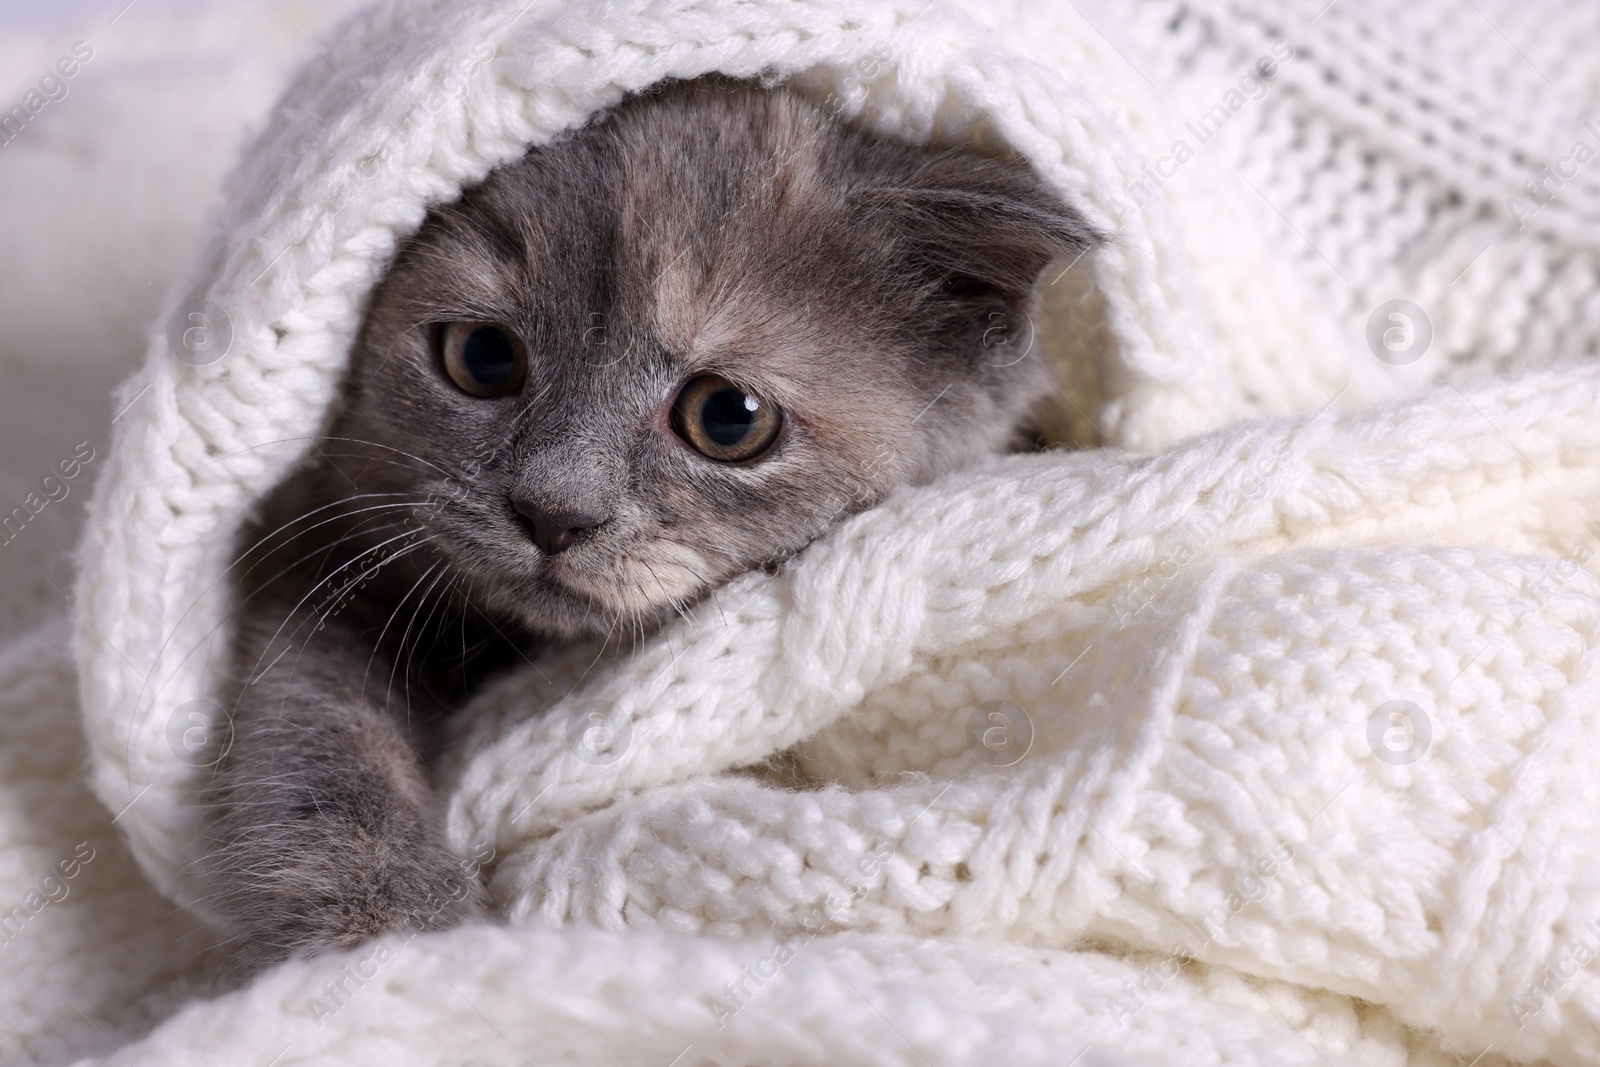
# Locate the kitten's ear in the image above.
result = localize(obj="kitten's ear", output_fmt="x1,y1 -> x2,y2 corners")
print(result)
855,151 -> 1102,303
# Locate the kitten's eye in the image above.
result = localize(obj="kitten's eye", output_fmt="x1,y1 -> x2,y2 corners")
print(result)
670,374 -> 782,462
437,321 -> 527,398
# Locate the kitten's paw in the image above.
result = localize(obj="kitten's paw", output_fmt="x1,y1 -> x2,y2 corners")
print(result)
208,813 -> 490,971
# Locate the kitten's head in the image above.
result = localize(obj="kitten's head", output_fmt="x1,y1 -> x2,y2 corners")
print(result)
330,77 -> 1098,638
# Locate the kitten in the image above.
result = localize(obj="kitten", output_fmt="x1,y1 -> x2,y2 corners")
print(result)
203,76 -> 1098,966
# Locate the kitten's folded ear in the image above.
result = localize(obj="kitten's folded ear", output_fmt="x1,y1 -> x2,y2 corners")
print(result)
853,150 -> 1103,304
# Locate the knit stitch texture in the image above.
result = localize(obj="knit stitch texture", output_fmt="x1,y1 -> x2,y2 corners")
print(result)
24,0 -> 1600,1063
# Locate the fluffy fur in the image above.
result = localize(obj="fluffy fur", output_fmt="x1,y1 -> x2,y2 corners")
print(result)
201,77 -> 1096,966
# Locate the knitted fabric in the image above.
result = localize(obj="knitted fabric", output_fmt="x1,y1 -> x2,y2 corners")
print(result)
0,617 -> 1508,1065
38,0 -> 1600,1063
77,0 -> 1264,921
444,365 -> 1600,1064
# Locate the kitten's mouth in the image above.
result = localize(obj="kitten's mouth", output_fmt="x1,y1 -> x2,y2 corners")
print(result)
431,504 -> 713,635
533,539 -> 715,623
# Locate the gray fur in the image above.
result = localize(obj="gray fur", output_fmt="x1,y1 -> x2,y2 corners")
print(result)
202,76 -> 1098,968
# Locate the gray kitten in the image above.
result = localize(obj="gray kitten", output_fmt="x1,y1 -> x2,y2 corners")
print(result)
203,77 -> 1097,967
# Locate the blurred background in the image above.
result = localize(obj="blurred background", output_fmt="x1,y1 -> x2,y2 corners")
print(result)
0,0 -> 368,646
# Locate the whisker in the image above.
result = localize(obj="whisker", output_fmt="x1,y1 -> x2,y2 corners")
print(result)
236,512 -> 433,633
246,527 -> 427,682
291,526 -> 427,640
315,435 -> 456,479
308,452 -> 448,479
123,494 -> 442,766
389,563 -> 455,728
224,493 -> 415,576
236,500 -> 433,585
361,560 -> 444,706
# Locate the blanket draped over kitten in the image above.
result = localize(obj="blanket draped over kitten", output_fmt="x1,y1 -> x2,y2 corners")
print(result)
204,77 -> 1097,964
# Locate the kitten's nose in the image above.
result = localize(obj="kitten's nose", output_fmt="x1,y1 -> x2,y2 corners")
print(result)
511,495 -> 609,555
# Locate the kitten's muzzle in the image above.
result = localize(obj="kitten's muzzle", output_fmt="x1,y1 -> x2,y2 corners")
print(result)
511,494 -> 610,555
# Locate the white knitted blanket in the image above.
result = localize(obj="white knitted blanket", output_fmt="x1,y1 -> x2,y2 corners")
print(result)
11,0 -> 1600,1063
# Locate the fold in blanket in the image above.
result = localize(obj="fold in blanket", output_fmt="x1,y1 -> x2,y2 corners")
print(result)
446,364 -> 1600,1063
62,0 -> 1600,1063
79,0 -> 1259,934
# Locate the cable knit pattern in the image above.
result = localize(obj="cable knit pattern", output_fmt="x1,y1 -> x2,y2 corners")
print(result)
446,367 -> 1600,1063
39,0 -> 1600,1063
